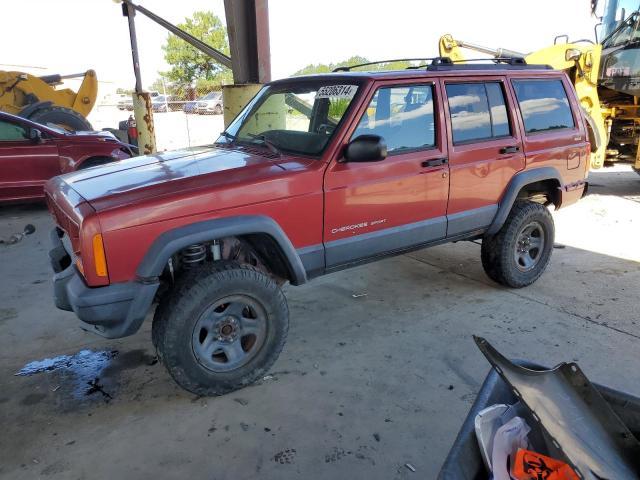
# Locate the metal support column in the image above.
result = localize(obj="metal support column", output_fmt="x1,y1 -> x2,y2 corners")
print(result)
222,0 -> 271,126
123,1 -> 156,154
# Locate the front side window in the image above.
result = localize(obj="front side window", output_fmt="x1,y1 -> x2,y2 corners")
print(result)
446,82 -> 511,144
219,82 -> 359,156
512,79 -> 575,134
0,120 -> 28,142
351,85 -> 435,153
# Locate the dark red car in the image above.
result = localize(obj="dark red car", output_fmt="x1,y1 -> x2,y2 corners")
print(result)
46,59 -> 589,395
0,111 -> 131,202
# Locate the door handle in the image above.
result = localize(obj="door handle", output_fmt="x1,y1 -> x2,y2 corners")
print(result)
500,146 -> 520,154
421,157 -> 448,168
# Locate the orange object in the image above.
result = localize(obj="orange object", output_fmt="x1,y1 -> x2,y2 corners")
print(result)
512,449 -> 579,480
92,234 -> 108,278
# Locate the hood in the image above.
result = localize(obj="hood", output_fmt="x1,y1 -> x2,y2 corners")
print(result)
71,130 -> 117,138
58,145 -> 307,211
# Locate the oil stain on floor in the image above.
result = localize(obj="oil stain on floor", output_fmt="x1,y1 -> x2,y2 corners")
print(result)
15,349 -> 119,401
14,348 -> 159,406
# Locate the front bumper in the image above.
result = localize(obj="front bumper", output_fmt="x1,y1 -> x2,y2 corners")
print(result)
50,228 -> 159,339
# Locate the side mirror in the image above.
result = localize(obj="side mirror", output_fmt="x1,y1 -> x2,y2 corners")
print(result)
344,135 -> 387,162
29,128 -> 43,143
565,48 -> 582,62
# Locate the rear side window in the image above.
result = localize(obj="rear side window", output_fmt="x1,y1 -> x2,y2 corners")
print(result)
512,79 -> 575,133
351,84 -> 435,153
446,82 -> 511,144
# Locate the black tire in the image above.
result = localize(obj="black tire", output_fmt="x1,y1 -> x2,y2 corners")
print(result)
481,200 -> 554,288
152,261 -> 289,396
28,106 -> 92,131
78,156 -> 114,170
214,104 -> 223,115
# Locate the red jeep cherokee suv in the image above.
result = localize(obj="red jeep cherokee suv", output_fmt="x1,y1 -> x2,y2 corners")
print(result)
46,59 -> 589,395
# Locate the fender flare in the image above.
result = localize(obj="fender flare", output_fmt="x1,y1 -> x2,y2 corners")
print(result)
18,101 -> 54,119
486,167 -> 562,235
136,215 -> 308,285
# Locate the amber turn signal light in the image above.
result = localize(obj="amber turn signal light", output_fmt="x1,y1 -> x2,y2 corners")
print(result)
92,234 -> 108,277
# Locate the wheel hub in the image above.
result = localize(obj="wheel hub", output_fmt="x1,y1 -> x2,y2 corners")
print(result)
214,316 -> 240,342
191,295 -> 267,373
513,221 -> 545,272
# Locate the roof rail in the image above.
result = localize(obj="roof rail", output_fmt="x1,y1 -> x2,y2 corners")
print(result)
331,56 -> 552,73
426,57 -> 553,71
332,57 -> 451,72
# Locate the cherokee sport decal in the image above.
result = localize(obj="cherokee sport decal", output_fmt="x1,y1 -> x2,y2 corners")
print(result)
331,219 -> 387,234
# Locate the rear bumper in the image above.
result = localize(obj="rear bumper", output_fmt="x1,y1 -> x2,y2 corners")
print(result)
50,228 -> 158,339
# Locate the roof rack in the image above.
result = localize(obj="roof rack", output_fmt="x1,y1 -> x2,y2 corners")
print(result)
332,57 -> 448,72
426,57 -> 553,71
333,56 -> 552,73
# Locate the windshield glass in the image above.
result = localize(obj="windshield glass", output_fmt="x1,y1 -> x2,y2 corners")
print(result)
216,81 -> 360,156
202,92 -> 220,100
601,0 -> 640,45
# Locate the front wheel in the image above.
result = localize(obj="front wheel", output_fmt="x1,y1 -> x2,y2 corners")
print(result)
481,200 -> 554,288
152,262 -> 289,396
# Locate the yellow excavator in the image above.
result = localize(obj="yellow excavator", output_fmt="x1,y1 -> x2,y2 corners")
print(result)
0,69 -> 97,131
439,0 -> 640,173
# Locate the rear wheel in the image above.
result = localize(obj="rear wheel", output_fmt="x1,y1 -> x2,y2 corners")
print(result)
481,200 -> 554,288
28,106 -> 92,131
214,104 -> 223,115
152,262 -> 289,396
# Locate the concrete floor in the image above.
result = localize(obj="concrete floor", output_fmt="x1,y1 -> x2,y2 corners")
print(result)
0,165 -> 639,480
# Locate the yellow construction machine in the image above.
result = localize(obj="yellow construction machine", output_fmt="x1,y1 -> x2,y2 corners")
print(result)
439,0 -> 640,173
0,69 -> 97,131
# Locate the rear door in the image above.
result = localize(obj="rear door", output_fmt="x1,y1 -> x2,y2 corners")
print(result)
323,79 -> 450,269
0,118 -> 60,201
509,76 -> 588,184
441,76 -> 526,236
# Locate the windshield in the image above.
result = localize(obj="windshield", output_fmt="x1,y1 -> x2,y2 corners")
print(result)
216,81 -> 360,156
202,92 -> 220,100
601,0 -> 640,45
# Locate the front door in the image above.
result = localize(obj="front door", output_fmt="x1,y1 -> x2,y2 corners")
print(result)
0,118 -> 59,201
323,81 -> 450,269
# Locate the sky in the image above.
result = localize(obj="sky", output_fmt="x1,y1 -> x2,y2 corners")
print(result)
1,0 -> 599,98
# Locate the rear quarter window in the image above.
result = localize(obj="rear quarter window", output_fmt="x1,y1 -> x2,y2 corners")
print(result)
512,79 -> 575,134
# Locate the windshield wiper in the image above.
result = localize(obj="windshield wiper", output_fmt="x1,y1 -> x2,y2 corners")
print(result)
247,133 -> 282,157
218,130 -> 237,143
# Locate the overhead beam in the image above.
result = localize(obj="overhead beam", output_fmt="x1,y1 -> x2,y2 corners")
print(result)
123,0 -> 232,69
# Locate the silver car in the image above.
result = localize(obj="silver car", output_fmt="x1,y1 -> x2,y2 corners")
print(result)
195,92 -> 223,115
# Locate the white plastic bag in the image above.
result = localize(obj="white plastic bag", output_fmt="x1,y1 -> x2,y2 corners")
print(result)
491,416 -> 530,480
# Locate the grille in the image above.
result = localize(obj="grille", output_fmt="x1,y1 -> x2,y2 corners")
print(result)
236,144 -> 280,159
213,143 -> 280,160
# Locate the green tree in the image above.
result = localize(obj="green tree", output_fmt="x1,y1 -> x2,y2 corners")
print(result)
161,11 -> 232,96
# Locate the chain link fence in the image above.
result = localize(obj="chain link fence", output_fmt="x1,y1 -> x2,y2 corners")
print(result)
90,86 -> 226,151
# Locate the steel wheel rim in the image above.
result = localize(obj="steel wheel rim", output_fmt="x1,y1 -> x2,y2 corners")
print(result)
513,221 -> 545,272
191,294 -> 267,373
